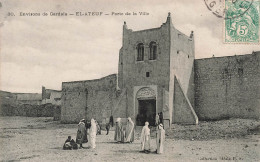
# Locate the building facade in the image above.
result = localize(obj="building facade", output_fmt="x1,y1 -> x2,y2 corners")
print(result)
15,93 -> 42,105
60,13 -> 260,126
117,13 -> 197,127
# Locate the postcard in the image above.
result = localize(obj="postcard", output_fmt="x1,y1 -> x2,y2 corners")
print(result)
0,0 -> 259,161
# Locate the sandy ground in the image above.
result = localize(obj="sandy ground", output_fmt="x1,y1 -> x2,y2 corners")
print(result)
0,116 -> 259,162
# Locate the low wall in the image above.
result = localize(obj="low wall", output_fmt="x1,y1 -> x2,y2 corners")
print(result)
0,103 -> 60,118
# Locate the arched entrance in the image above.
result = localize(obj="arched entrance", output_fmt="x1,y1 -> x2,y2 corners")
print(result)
136,87 -> 156,126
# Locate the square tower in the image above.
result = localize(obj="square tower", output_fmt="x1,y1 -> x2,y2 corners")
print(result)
116,13 -> 198,127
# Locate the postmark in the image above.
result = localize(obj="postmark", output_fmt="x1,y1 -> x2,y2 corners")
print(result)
204,0 -> 226,18
204,0 -> 255,20
224,0 -> 259,43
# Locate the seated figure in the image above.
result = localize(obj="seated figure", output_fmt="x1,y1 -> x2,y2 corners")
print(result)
63,136 -> 78,150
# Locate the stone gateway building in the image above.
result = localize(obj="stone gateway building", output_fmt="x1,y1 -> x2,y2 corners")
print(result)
61,13 -> 260,127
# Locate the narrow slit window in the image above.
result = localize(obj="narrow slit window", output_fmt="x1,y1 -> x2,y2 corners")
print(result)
137,43 -> 144,61
238,68 -> 243,76
149,41 -> 157,60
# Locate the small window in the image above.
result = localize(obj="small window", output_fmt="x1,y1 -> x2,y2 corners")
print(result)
224,68 -> 228,74
149,42 -> 157,60
137,43 -> 144,61
238,68 -> 243,76
146,72 -> 150,77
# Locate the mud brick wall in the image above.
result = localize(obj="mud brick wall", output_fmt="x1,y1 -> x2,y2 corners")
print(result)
61,74 -> 117,123
37,104 -> 55,117
0,91 -> 17,115
0,104 -> 16,116
53,105 -> 61,121
194,52 -> 260,120
112,89 -> 127,119
0,103 -> 57,117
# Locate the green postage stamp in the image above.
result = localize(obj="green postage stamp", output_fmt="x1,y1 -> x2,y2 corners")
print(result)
224,0 -> 260,43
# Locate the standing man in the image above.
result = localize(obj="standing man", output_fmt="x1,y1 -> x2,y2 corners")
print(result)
96,120 -> 101,135
114,118 -> 123,143
125,117 -> 135,143
156,123 -> 165,154
109,115 -> 114,127
76,119 -> 87,148
105,122 -> 110,135
140,122 -> 151,153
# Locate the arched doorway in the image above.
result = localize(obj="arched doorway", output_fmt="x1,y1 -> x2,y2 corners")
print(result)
136,87 -> 156,126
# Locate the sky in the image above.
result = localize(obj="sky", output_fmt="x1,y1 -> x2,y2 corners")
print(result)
0,0 -> 259,93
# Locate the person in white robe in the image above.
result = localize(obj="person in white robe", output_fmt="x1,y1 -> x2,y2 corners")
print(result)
89,118 -> 97,149
121,125 -> 126,143
114,118 -> 123,142
125,117 -> 135,143
155,113 -> 160,126
156,123 -> 165,154
140,121 -> 151,153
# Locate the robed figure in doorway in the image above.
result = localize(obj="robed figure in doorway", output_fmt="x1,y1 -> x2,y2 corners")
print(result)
125,117 -> 135,143
156,123 -> 165,154
89,118 -> 97,149
155,113 -> 160,126
159,112 -> 163,124
114,118 -> 123,142
140,122 -> 151,153
76,119 -> 88,148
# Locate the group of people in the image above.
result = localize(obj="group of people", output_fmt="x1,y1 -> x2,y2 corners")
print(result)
140,121 -> 165,154
63,118 -> 98,150
114,117 -> 135,143
63,116 -> 165,154
114,117 -> 165,154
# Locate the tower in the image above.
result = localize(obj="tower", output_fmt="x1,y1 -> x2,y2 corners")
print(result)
116,13 -> 198,127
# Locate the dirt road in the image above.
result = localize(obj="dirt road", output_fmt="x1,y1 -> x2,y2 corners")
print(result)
0,117 -> 259,161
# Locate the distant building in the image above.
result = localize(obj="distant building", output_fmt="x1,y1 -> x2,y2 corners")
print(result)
60,13 -> 260,126
0,87 -> 61,106
42,86 -> 61,105
15,93 -> 42,105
